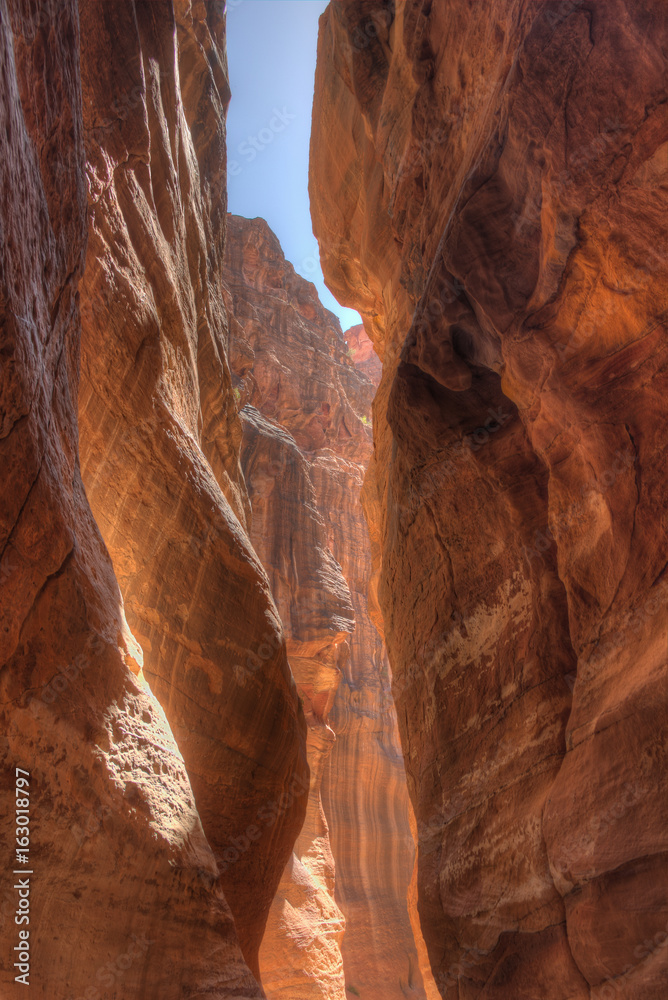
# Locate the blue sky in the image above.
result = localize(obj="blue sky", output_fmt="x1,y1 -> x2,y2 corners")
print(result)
226,0 -> 361,332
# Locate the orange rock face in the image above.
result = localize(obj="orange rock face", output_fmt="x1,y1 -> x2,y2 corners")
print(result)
75,1 -> 308,976
345,323 -> 383,386
0,2 -> 262,997
226,214 -> 357,1000
241,399 -> 350,1000
311,2 -> 668,997
225,214 -> 430,999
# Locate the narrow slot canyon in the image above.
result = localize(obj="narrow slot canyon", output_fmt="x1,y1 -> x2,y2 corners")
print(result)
1,2 -> 667,1000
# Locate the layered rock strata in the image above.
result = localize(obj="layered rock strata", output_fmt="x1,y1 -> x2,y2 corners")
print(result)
316,448 -> 432,1000
225,214 -> 431,999
240,401 -> 350,1000
0,1 -> 267,997
311,2 -> 668,997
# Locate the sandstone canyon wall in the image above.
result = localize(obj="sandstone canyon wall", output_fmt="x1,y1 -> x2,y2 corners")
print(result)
311,2 -> 668,998
75,1 -> 308,977
1,1 -> 305,997
225,214 -> 430,999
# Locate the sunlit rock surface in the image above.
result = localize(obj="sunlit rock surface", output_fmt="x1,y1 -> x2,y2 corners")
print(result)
0,1 -> 263,997
226,214 -> 430,999
311,1 -> 668,997
76,0 -> 307,978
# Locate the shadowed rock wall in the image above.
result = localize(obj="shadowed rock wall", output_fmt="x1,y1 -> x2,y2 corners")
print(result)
75,2 -> 309,975
0,1 -> 272,997
310,2 -> 668,997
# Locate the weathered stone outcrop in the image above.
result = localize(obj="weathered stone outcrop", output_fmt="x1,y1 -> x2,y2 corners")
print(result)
345,323 -> 382,386
75,1 -> 308,975
0,1 -> 263,997
311,2 -> 668,997
225,214 -> 430,999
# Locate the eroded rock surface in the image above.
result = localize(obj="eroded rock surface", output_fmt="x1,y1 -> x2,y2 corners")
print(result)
225,214 -> 431,1000
345,323 -> 383,386
0,2 -> 262,997
75,2 -> 308,976
311,2 -> 668,997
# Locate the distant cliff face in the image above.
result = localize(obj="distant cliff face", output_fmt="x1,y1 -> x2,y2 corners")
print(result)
345,323 -> 383,386
240,398 -> 350,1000
225,214 -> 429,1000
311,1 -> 668,997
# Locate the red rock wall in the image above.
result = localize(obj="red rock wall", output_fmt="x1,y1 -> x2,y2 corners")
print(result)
75,1 -> 308,976
225,214 -> 432,999
0,1 -> 263,997
311,2 -> 668,998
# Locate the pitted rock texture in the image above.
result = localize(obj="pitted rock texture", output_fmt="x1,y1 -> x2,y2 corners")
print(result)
76,0 -> 307,977
311,1 -> 668,998
0,1 -> 261,997
226,214 -> 431,999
